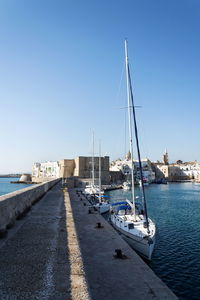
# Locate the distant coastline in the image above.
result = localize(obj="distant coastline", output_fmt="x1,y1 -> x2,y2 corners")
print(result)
0,174 -> 21,178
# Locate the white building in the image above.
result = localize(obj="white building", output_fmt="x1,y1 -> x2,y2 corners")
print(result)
32,161 -> 60,181
110,158 -> 155,183
134,159 -> 155,183
176,162 -> 200,179
110,159 -> 132,174
153,161 -> 200,181
32,163 -> 41,178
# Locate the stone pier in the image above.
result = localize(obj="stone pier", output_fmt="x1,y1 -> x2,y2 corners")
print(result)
0,182 -> 177,299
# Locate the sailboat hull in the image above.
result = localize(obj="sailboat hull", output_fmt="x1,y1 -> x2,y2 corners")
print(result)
110,215 -> 156,261
94,202 -> 110,214
84,186 -> 104,195
119,227 -> 155,261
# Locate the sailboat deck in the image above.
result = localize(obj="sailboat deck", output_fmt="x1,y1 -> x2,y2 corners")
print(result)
113,213 -> 156,238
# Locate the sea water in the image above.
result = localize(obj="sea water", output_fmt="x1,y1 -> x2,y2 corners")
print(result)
0,177 -> 32,196
107,183 -> 200,300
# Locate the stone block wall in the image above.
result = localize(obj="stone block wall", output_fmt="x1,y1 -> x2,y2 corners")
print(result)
59,159 -> 75,178
73,156 -> 110,184
0,178 -> 60,232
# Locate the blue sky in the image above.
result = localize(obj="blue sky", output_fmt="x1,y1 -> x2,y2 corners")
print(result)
0,0 -> 200,173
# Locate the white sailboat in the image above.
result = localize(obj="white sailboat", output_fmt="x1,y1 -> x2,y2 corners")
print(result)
84,132 -> 103,196
122,180 -> 131,190
93,141 -> 110,214
110,40 -> 156,261
84,132 -> 99,195
84,132 -> 95,195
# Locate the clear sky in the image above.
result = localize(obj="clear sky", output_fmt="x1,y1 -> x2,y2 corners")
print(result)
0,0 -> 200,173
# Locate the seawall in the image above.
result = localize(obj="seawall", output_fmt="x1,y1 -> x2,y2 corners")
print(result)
0,178 -> 60,233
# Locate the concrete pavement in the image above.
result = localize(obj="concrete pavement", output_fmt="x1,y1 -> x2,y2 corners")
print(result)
68,188 -> 178,300
0,182 -> 73,299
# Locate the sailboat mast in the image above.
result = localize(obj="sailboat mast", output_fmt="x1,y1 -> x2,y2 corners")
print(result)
125,40 -> 136,219
99,141 -> 101,202
92,132 -> 95,187
125,40 -> 150,233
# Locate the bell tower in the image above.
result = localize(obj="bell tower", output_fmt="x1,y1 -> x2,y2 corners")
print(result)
126,150 -> 131,161
163,149 -> 169,165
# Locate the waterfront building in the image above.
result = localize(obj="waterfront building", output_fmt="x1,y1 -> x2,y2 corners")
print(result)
110,159 -> 132,175
152,151 -> 200,181
135,159 -> 155,183
31,151 -> 200,185
32,156 -> 110,184
32,161 -> 60,182
110,158 -> 155,183
152,163 -> 169,179
169,161 -> 200,181
74,156 -> 110,184
32,163 -> 41,178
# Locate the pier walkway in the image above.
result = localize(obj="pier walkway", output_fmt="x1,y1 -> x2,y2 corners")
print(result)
0,182 -> 177,299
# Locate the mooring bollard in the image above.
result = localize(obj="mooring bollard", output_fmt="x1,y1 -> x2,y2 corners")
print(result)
95,222 -> 104,229
114,249 -> 128,259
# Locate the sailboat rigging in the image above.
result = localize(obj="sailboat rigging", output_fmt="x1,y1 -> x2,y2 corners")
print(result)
94,140 -> 110,214
110,40 -> 156,260
84,135 -> 110,214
